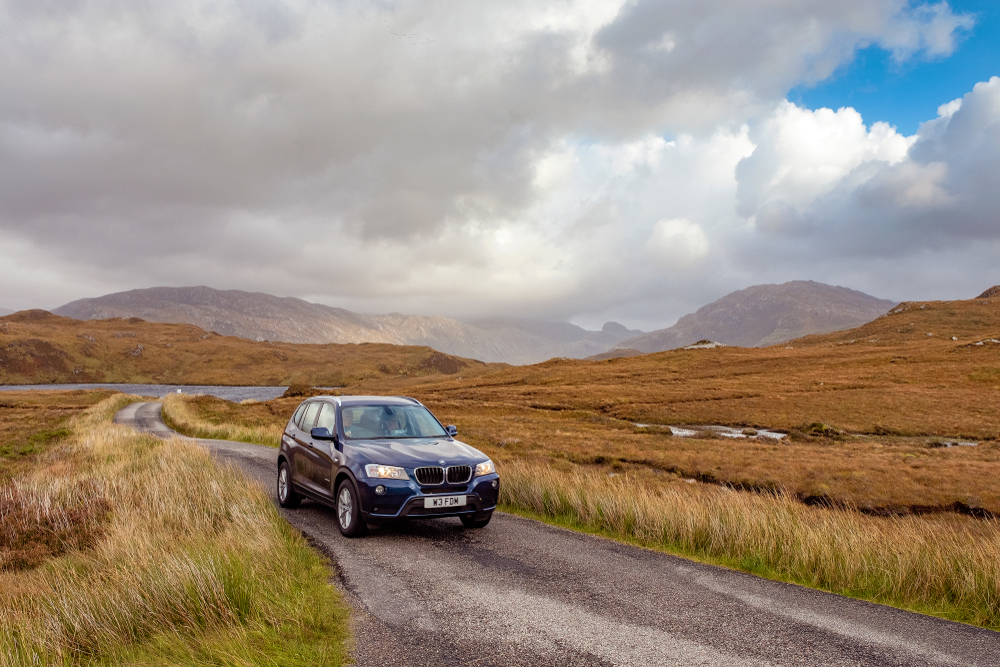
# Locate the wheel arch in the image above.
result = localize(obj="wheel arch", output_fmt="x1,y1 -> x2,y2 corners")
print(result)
334,469 -> 357,494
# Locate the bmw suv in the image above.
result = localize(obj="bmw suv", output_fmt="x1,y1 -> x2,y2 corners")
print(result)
276,395 -> 500,537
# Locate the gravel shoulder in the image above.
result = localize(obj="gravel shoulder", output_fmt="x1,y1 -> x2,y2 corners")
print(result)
115,402 -> 1000,667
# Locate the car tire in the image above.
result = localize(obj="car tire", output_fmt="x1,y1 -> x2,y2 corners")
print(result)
336,480 -> 368,537
277,460 -> 301,508
460,512 -> 492,529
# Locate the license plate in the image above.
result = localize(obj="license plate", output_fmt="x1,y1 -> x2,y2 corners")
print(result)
424,495 -> 466,509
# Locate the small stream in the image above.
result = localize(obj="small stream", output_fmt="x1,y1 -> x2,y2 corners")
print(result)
634,423 -> 787,439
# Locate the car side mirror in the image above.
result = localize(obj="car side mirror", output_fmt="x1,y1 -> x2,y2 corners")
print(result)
311,427 -> 335,440
446,425 -> 457,437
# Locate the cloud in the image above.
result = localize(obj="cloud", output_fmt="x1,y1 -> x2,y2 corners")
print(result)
591,0 -> 973,119
646,218 -> 709,266
0,0 -> 988,326
738,76 -> 1000,258
736,103 -> 914,220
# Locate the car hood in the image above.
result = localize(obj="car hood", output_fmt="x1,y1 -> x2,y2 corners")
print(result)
349,438 -> 486,468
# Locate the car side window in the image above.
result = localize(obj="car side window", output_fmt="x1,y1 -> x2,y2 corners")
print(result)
299,402 -> 322,431
291,403 -> 307,429
315,404 -> 336,433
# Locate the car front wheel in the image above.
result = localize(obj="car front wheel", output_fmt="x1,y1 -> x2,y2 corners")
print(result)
336,480 -> 368,537
460,512 -> 492,529
277,460 -> 300,508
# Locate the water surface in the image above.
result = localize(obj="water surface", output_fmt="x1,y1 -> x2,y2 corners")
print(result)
0,384 -> 288,402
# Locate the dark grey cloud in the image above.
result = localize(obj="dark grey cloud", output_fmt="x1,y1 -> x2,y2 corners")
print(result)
0,0 -> 986,326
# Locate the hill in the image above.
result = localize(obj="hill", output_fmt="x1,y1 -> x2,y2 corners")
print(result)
0,308 -> 12,317
0,309 -> 500,386
619,281 -> 896,352
53,286 -> 640,364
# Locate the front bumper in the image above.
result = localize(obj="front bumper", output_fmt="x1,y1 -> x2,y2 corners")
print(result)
358,473 -> 500,521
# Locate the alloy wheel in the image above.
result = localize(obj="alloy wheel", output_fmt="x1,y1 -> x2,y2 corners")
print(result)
338,486 -> 352,529
278,467 -> 288,501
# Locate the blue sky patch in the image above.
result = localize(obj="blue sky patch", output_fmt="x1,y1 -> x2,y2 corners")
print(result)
790,0 -> 999,135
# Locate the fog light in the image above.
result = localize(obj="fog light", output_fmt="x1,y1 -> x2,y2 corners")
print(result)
375,485 -> 386,495
491,480 -> 498,489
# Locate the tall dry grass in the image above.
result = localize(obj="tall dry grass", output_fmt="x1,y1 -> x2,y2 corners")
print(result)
161,393 -> 283,447
0,395 -> 348,665
500,459 -> 1000,629
0,478 -> 111,571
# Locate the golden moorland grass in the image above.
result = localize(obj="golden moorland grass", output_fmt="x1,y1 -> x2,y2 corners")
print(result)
499,461 -> 1000,629
358,296 -> 1000,515
0,390 -> 116,481
161,393 -> 286,447
355,296 -> 1000,438
421,401 -> 1000,515
0,309 -> 498,386
169,390 -> 1000,515
0,394 -> 350,666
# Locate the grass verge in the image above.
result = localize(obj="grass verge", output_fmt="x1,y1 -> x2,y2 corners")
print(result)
161,393 -> 283,447
0,395 -> 349,666
499,459 -> 1000,630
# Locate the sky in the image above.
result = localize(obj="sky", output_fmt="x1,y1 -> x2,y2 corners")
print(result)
1,0 -> 998,332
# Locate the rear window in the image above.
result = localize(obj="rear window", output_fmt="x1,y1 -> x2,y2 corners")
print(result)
291,403 -> 307,428
298,402 -> 322,430
341,405 -> 447,439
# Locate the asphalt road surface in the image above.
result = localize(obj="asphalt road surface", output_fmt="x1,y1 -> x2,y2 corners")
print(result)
115,402 -> 1000,666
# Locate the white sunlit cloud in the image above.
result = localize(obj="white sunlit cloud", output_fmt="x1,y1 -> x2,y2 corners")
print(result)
739,76 -> 1000,253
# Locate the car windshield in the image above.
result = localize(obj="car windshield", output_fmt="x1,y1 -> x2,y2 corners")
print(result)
341,405 -> 448,439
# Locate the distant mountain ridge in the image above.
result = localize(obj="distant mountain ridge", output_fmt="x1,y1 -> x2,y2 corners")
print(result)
53,286 -> 642,365
619,281 -> 896,352
0,307 -> 12,317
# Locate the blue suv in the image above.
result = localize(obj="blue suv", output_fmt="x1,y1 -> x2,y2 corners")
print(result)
276,395 -> 499,537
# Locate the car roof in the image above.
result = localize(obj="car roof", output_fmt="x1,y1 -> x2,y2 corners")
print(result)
306,395 -> 422,407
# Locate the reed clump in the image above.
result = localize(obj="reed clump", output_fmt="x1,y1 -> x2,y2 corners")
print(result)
162,392 -> 283,447
499,459 -> 1000,629
0,395 -> 349,665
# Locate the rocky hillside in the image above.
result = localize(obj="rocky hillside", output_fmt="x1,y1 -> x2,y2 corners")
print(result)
53,286 -> 641,364
619,281 -> 896,352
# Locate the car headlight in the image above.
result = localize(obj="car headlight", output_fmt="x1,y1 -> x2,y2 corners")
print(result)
474,460 -> 496,477
365,464 -> 408,480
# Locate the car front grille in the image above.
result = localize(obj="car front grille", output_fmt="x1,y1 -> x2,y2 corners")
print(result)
414,465 -> 472,485
415,467 -> 444,485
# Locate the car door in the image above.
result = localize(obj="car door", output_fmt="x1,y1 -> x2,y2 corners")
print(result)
303,403 -> 338,496
282,402 -> 308,485
292,401 -> 322,489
